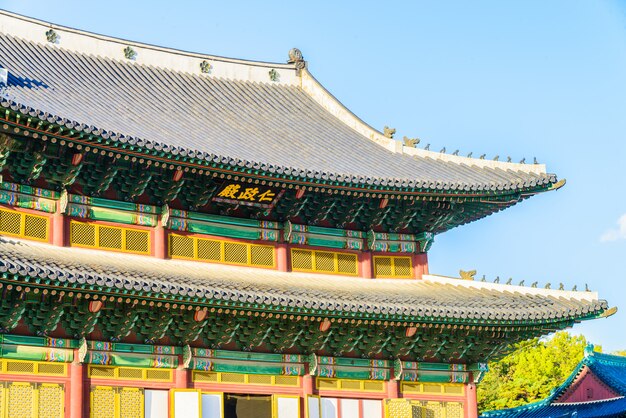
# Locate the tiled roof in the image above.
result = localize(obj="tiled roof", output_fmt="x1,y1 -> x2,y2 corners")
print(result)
0,237 -> 607,324
481,351 -> 626,418
0,10 -> 557,193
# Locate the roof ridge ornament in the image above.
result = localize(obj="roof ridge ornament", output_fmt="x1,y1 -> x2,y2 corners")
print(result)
123,46 -> 137,61
45,28 -> 58,44
287,48 -> 306,74
383,126 -> 396,138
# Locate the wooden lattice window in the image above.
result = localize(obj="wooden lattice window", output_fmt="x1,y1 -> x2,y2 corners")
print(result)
69,220 -> 150,255
0,207 -> 49,242
169,234 -> 276,268
0,382 -> 64,418
191,371 -> 299,387
373,256 -> 413,278
290,249 -> 358,276
91,386 -> 144,418
87,365 -> 172,382
0,359 -> 67,376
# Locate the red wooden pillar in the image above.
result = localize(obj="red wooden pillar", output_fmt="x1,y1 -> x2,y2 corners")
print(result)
360,251 -> 373,278
387,379 -> 399,399
466,383 -> 478,418
69,360 -> 84,418
413,253 -> 429,279
277,243 -> 289,272
302,375 -> 314,396
52,212 -> 65,246
175,366 -> 190,389
154,221 -> 167,259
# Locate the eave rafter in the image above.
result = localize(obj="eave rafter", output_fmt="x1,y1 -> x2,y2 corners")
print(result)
0,273 -> 606,363
0,113 -> 554,200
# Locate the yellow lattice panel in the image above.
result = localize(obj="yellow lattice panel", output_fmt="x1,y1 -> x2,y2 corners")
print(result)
316,378 -> 385,392
424,402 -> 444,418
119,387 -> 144,418
191,371 -> 299,387
374,256 -> 413,278
291,249 -> 358,276
445,402 -> 464,418
385,399 -> 412,418
0,384 -> 3,418
70,220 -> 150,255
91,386 -> 116,418
0,359 -> 67,377
87,365 -> 172,382
169,234 -> 276,268
401,382 -> 465,396
7,382 -> 34,418
0,207 -> 49,242
38,383 -> 64,418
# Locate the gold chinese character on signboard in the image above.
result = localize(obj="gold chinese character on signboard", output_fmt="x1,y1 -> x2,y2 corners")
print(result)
257,190 -> 276,202
217,184 -> 241,199
238,187 -> 259,201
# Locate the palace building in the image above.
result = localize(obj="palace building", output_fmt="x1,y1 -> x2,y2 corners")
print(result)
481,346 -> 626,418
0,9 -> 613,418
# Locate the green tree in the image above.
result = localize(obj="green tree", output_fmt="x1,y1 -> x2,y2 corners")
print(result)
477,332 -> 588,413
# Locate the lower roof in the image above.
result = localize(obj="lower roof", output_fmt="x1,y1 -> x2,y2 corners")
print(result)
0,237 -> 608,326
481,351 -> 626,418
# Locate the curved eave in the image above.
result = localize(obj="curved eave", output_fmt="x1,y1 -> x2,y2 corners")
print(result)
0,105 -> 559,199
0,237 -> 607,326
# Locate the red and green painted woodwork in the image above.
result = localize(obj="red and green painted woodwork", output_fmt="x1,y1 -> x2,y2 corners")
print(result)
0,119 -> 559,235
0,333 -> 487,386
0,280 -> 604,366
67,194 -> 158,227
166,208 -> 280,242
0,334 -> 76,363
0,181 -> 58,213
2,182 -> 434,257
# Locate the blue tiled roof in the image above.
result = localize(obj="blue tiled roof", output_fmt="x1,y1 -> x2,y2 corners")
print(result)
481,350 -> 626,418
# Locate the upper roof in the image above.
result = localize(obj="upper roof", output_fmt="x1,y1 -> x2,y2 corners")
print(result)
0,236 -> 607,326
0,10 -> 557,194
481,350 -> 626,418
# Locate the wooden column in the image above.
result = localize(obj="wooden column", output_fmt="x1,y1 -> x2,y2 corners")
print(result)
69,360 -> 84,418
302,375 -> 314,396
276,243 -> 289,272
52,212 -> 65,246
387,379 -> 399,399
360,251 -> 373,278
413,253 -> 429,279
174,365 -> 190,389
466,383 -> 478,418
154,221 -> 167,259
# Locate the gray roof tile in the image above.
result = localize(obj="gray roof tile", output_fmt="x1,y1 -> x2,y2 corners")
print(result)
0,33 -> 557,192
0,237 -> 606,324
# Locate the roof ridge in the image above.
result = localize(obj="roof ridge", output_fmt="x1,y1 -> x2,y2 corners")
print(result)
0,9 -> 553,177
0,9 -> 298,84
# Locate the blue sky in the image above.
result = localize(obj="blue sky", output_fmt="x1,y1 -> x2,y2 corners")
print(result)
2,1 -> 625,351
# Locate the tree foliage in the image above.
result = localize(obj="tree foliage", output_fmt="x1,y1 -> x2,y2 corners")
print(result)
477,332 -> 588,413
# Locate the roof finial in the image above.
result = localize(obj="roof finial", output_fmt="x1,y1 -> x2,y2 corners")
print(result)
403,136 -> 420,147
534,157 -> 539,164
452,149 -> 459,156
467,152 -> 473,158
520,158 -> 526,164
531,281 -> 538,288
440,147 -> 446,153
584,343 -> 595,357
383,126 -> 396,138
45,28 -> 58,44
424,143 -> 431,151
493,155 -> 499,161
123,46 -> 137,60
287,48 -> 306,72
479,154 -> 486,159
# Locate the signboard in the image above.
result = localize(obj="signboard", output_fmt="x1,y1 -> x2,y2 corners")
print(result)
213,181 -> 283,209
